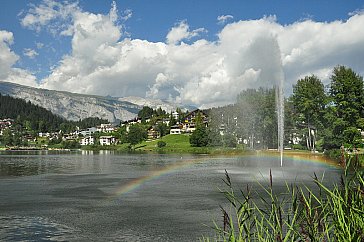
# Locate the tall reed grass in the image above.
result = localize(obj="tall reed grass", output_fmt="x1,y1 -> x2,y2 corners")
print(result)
202,159 -> 364,241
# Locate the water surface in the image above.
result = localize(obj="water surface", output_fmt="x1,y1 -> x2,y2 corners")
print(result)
0,151 -> 341,241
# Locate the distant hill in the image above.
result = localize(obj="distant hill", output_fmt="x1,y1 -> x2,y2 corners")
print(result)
0,81 -> 193,122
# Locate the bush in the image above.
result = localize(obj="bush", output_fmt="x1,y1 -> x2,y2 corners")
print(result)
157,140 -> 166,148
190,126 -> 209,147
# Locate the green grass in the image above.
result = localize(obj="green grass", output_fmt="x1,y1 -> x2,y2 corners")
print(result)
202,158 -> 364,241
134,134 -> 247,155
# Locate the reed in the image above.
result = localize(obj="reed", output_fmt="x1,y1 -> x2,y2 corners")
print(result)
202,159 -> 364,241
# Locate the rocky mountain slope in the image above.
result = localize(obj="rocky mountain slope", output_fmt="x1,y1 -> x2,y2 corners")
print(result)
0,81 -> 194,122
0,82 -> 137,122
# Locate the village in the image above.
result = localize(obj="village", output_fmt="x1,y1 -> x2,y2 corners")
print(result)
0,109 -> 212,149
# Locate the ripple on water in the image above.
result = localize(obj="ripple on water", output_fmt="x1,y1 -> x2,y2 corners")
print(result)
0,216 -> 81,241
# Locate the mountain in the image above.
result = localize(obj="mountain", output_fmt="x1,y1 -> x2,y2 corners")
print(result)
118,96 -> 192,113
0,81 -> 192,122
0,81 -> 140,122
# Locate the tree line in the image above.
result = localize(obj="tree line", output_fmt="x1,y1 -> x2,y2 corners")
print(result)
203,65 -> 363,152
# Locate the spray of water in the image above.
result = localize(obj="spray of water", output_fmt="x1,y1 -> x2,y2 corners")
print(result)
273,38 -> 285,167
277,80 -> 284,166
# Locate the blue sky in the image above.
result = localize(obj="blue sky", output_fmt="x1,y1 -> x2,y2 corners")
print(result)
0,0 -> 364,107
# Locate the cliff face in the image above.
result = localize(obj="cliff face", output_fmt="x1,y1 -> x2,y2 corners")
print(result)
0,81 -> 140,122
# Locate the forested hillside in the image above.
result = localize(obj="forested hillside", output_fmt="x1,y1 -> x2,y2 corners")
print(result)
0,93 -> 108,133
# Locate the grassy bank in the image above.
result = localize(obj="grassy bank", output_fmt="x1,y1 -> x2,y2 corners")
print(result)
134,134 -> 247,155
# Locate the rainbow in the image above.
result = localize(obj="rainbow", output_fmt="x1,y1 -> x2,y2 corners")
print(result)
109,152 -> 340,199
108,157 -> 207,199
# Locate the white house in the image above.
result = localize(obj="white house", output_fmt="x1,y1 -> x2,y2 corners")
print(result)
80,136 -> 95,146
170,125 -> 182,134
97,124 -> 116,133
79,127 -> 97,137
99,136 -> 116,146
172,111 -> 179,121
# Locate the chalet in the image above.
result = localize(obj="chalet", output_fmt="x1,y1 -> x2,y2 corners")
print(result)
99,136 -> 116,146
170,125 -> 182,134
147,126 -> 160,140
181,109 -> 209,133
80,136 -> 95,146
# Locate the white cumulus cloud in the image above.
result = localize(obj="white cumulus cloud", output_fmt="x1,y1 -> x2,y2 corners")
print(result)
166,20 -> 206,45
0,30 -> 37,87
17,1 -> 364,108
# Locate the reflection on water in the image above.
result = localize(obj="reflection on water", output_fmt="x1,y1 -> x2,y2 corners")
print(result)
0,152 -> 342,241
0,216 -> 80,241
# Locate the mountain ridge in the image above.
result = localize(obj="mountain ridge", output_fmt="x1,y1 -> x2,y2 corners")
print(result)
0,81 -> 185,122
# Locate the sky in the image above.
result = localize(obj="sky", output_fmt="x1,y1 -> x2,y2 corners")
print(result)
0,0 -> 364,108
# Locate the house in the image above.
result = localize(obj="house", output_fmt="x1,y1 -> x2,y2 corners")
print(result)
97,124 -> 117,133
79,127 -> 97,136
0,118 -> 14,135
62,134 -> 77,141
147,126 -> 160,140
99,136 -> 116,146
121,118 -> 142,132
170,125 -> 182,134
80,136 -> 95,146
181,109 -> 209,133
172,111 -> 179,121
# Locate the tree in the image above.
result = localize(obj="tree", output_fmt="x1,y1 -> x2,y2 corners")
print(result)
127,124 -> 147,146
138,106 -> 154,122
330,66 -> 364,127
156,123 -> 168,137
190,126 -> 209,147
236,88 -> 277,149
291,75 -> 327,150
1,128 -> 13,146
329,66 -> 364,147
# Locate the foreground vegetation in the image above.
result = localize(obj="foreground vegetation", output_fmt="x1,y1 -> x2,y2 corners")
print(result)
202,159 -> 364,241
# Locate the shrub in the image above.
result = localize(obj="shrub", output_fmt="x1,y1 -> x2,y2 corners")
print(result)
157,140 -> 166,148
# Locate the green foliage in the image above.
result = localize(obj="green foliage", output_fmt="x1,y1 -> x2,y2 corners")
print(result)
1,128 -> 13,146
0,93 -> 66,132
127,124 -> 147,146
157,140 -> 166,148
190,125 -> 209,147
330,66 -> 364,126
222,133 -> 237,148
326,66 -> 364,148
0,93 -> 107,134
75,117 -> 108,129
292,75 -> 326,126
207,128 -> 223,147
236,88 -> 277,149
61,140 -> 81,149
138,106 -> 154,122
156,122 -> 169,137
203,160 -> 364,241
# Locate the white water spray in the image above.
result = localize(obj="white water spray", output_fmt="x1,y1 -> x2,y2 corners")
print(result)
274,39 -> 285,167
277,82 -> 284,166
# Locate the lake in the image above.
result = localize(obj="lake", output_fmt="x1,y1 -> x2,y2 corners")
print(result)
0,151 -> 341,241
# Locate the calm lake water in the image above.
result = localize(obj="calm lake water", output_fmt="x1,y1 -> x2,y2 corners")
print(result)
0,151 -> 341,241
